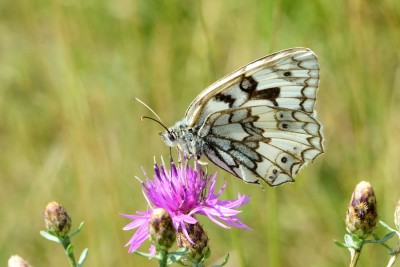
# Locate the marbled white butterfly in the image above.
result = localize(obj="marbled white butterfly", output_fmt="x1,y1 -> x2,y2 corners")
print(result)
161,48 -> 324,186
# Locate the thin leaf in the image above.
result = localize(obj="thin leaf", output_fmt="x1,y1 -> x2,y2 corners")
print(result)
380,221 -> 400,238
380,221 -> 396,232
69,221 -> 85,238
134,250 -> 161,260
204,247 -> 211,260
40,231 -> 61,243
214,253 -> 230,267
77,248 -> 89,267
67,243 -> 74,254
334,240 -> 356,249
365,232 -> 396,244
166,249 -> 188,266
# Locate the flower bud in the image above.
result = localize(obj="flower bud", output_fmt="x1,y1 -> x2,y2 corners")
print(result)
177,222 -> 209,263
394,199 -> 400,231
148,208 -> 176,251
345,181 -> 378,238
44,201 -> 71,237
8,255 -> 32,267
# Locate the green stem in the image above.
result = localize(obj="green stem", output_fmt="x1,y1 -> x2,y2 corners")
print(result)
159,250 -> 168,267
61,237 -> 77,267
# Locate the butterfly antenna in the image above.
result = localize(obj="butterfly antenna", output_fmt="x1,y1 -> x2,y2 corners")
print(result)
135,97 -> 164,123
140,116 -> 171,134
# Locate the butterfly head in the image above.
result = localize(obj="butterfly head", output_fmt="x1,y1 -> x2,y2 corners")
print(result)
160,120 -> 202,159
160,120 -> 187,148
160,130 -> 178,147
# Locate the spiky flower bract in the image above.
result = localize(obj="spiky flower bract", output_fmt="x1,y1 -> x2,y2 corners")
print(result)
176,222 -> 209,263
148,208 -> 176,251
121,157 -> 250,253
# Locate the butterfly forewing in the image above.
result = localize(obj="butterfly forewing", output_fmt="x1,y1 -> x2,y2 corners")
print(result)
185,48 -> 319,128
163,47 -> 324,186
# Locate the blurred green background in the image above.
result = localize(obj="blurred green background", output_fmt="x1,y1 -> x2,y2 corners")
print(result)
1,0 -> 400,266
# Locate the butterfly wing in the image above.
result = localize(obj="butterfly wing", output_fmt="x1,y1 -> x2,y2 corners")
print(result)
185,47 -> 323,185
198,106 -> 323,186
185,47 -> 319,127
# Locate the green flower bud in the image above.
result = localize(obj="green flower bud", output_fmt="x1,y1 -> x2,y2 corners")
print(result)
394,199 -> 400,231
346,181 -> 378,238
177,222 -> 209,263
148,208 -> 176,251
8,255 -> 32,267
44,201 -> 71,237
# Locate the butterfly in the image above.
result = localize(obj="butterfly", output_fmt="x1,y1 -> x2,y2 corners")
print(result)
160,47 -> 324,186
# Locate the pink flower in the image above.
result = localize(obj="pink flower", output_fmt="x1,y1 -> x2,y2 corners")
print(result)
121,157 -> 250,253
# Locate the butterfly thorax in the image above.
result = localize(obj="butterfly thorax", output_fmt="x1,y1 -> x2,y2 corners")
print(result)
161,120 -> 204,160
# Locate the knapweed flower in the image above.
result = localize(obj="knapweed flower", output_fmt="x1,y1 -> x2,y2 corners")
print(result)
176,222 -> 209,263
345,181 -> 378,238
121,157 -> 250,253
8,255 -> 32,267
44,201 -> 71,237
148,208 -> 176,250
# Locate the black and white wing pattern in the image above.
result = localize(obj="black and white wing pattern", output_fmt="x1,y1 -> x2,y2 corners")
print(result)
161,47 -> 324,186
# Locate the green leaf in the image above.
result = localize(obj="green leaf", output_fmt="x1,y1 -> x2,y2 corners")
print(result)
365,231 -> 396,244
343,234 -> 364,251
77,248 -> 89,267
344,234 -> 356,246
215,253 -> 229,267
40,231 -> 62,243
134,250 -> 161,260
167,249 -> 188,265
67,243 -> 75,254
379,221 -> 400,237
69,221 -> 85,238
203,247 -> 211,260
334,240 -> 355,249
380,221 -> 396,232
346,233 -> 363,243
378,231 -> 396,243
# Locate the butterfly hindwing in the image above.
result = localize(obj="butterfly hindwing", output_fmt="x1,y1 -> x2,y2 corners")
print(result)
199,105 -> 323,186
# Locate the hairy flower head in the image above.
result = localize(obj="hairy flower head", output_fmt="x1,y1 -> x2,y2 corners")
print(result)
148,208 -> 176,251
44,201 -> 71,237
345,181 -> 378,238
177,222 -> 209,263
8,255 -> 32,267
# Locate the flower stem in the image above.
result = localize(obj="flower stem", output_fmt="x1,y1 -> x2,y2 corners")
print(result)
387,243 -> 400,267
61,237 -> 77,267
387,255 -> 398,267
349,250 -> 360,267
158,250 -> 168,267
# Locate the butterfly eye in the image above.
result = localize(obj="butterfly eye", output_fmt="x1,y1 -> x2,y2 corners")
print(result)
168,132 -> 176,142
